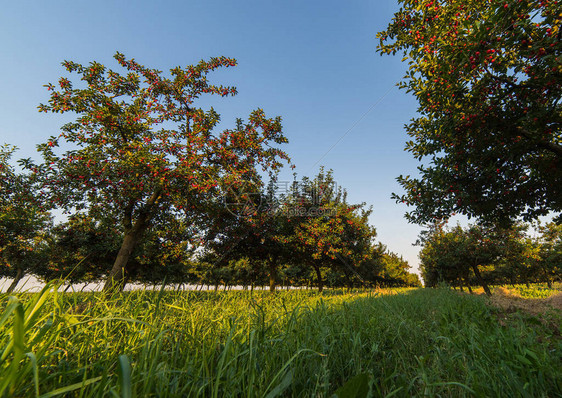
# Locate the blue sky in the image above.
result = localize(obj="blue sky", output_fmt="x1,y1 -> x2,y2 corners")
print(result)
0,1 -> 427,273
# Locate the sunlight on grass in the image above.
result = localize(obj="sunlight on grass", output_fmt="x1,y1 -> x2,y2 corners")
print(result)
0,285 -> 560,397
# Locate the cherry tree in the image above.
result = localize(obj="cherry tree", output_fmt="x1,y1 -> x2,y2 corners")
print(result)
0,145 -> 51,292
378,0 -> 562,224
30,53 -> 289,291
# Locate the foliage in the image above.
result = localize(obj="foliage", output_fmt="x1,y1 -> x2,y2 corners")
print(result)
378,0 -> 562,224
197,170 -> 419,291
35,214 -> 119,284
34,213 -> 198,287
419,221 -> 562,291
0,145 -> 51,291
507,283 -> 559,298
283,169 -> 377,291
380,250 -> 421,287
537,221 -> 562,286
27,52 -> 290,290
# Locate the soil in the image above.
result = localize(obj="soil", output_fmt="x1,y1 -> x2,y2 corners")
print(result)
471,287 -> 562,342
487,287 -> 562,316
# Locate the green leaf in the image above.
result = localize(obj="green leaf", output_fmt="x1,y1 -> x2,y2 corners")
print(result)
515,354 -> 532,366
118,354 -> 132,398
38,376 -> 102,398
332,373 -> 371,398
25,352 -> 39,398
264,369 -> 293,398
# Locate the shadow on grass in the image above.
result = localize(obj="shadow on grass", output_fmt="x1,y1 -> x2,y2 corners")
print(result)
271,288 -> 561,397
1,286 -> 560,397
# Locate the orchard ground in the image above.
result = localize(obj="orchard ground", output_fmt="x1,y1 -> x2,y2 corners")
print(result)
0,283 -> 561,397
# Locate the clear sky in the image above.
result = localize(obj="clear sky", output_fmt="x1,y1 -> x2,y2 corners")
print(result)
0,1 -> 427,274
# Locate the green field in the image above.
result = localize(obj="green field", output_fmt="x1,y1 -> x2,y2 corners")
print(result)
0,286 -> 561,397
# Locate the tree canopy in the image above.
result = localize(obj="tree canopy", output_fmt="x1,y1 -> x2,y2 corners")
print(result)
27,52 -> 290,291
419,221 -> 561,292
0,145 -> 51,292
378,0 -> 562,225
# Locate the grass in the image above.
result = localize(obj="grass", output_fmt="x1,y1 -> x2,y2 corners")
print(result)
507,283 -> 561,299
463,283 -> 561,299
0,285 -> 560,397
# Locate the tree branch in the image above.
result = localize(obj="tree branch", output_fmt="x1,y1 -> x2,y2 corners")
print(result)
123,200 -> 135,232
517,126 -> 562,158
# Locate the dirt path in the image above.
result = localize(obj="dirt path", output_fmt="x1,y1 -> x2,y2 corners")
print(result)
485,287 -> 562,316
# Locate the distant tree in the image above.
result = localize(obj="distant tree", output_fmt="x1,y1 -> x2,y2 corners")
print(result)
201,170 -> 418,292
201,177 -> 292,291
380,251 -> 415,287
405,272 -> 422,288
0,145 -> 52,292
492,224 -> 541,287
538,222 -> 562,287
36,214 -> 119,285
418,222 -> 461,288
29,52 -> 289,292
287,169 -> 376,292
37,213 -> 195,287
378,0 -> 562,224
419,223 -> 511,295
355,243 -> 386,288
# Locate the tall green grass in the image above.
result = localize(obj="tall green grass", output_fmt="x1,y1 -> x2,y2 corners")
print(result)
0,286 -> 560,397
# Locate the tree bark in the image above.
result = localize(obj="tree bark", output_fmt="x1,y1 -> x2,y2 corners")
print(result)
465,278 -> 473,294
103,191 -> 160,293
103,228 -> 144,293
269,262 -> 277,293
471,263 -> 491,296
314,265 -> 323,293
6,267 -> 24,293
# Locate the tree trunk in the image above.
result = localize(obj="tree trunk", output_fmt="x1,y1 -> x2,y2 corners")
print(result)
466,280 -> 473,294
540,266 -> 553,288
269,262 -> 277,293
103,229 -> 144,293
314,265 -> 323,293
471,263 -> 491,296
103,192 -> 159,293
6,267 -> 24,293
